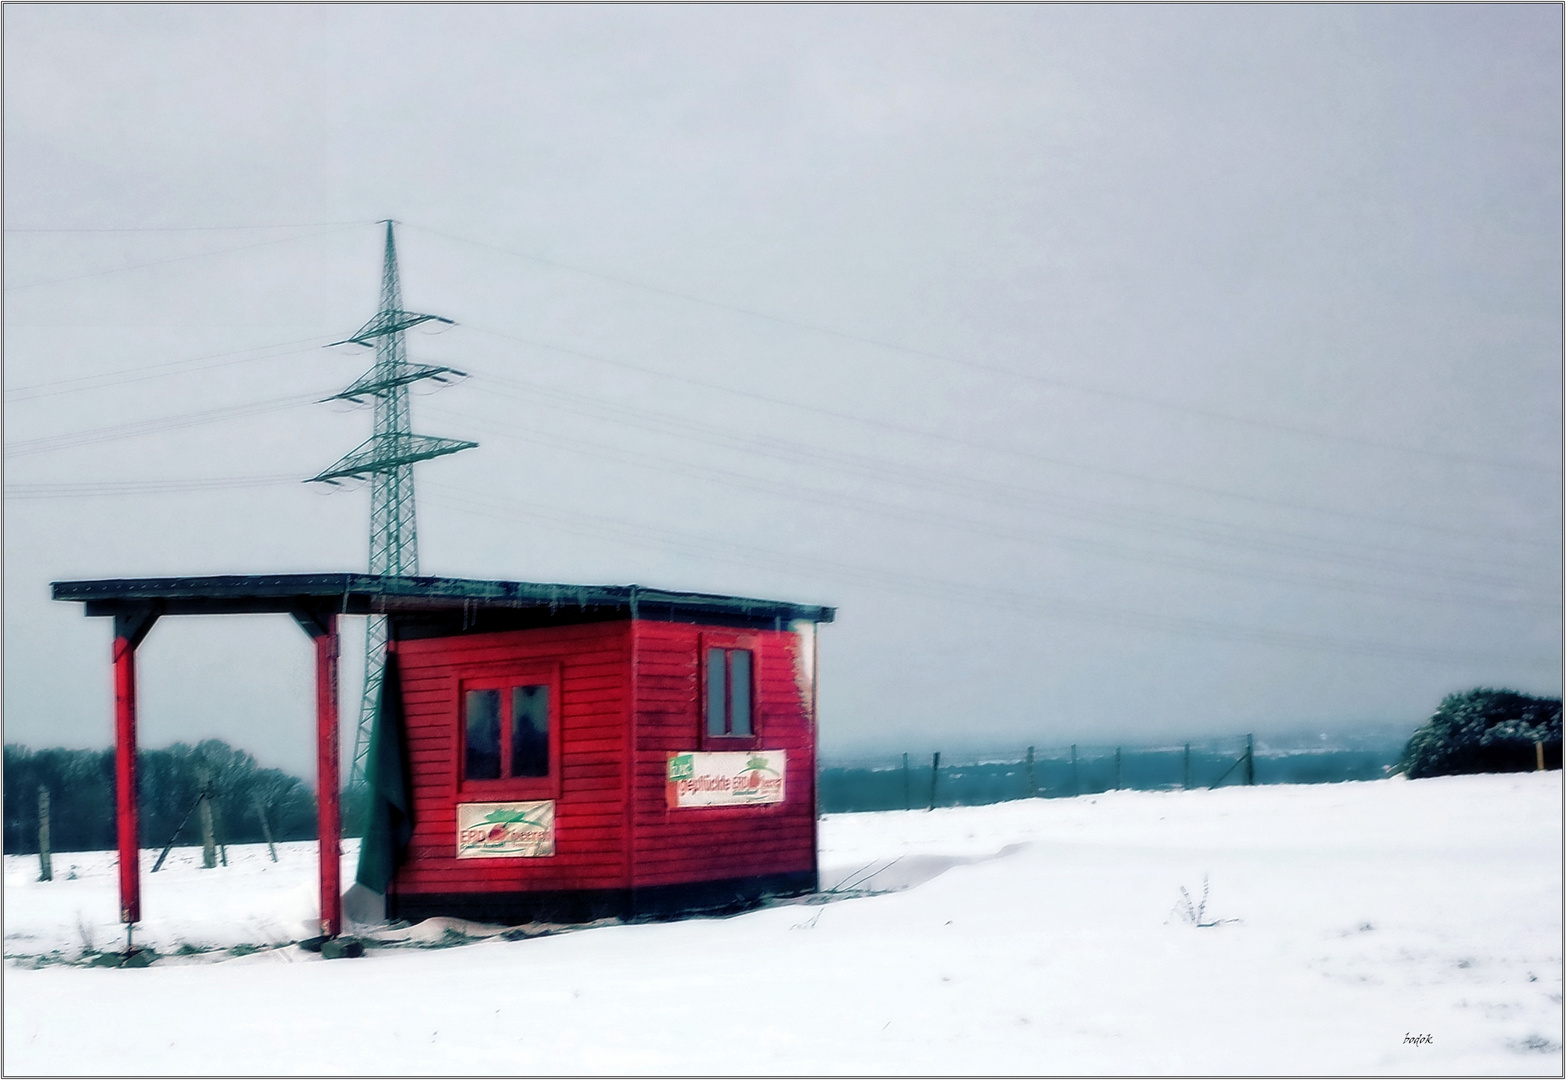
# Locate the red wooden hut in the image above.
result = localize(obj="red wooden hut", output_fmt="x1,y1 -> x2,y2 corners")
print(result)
52,574 -> 833,938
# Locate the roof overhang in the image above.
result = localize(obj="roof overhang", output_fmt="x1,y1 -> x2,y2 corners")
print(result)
51,573 -> 836,628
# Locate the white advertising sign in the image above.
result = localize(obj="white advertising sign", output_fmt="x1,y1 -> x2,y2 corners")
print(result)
456,800 -> 555,858
666,751 -> 786,807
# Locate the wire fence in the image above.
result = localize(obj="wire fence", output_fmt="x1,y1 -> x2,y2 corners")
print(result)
817,736 -> 1407,813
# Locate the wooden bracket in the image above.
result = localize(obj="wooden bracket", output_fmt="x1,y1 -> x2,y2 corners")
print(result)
291,607 -> 335,640
113,603 -> 160,651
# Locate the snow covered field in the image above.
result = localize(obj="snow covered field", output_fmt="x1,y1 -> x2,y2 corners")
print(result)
5,773 -> 1560,1075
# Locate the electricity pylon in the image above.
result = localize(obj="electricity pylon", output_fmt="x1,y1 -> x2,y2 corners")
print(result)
309,220 -> 477,787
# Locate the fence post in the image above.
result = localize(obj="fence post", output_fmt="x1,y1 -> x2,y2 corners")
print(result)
1114,747 -> 1122,790
1537,741 -> 1545,772
902,752 -> 910,810
928,752 -> 940,810
196,768 -> 218,870
1025,745 -> 1036,797
253,794 -> 279,863
1183,744 -> 1191,790
212,797 -> 228,867
1070,744 -> 1078,796
36,786 -> 52,883
1245,734 -> 1255,786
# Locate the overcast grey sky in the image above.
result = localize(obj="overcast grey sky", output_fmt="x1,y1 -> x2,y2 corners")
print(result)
5,5 -> 1560,777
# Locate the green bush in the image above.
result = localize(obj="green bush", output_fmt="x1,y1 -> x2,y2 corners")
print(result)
1397,688 -> 1562,779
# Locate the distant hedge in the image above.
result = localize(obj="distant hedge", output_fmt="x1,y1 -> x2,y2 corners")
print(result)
3,740 -> 318,854
1398,689 -> 1562,779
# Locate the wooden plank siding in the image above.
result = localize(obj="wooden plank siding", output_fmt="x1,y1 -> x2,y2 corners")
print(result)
388,617 -> 817,903
629,622 -> 817,889
391,622 -> 634,896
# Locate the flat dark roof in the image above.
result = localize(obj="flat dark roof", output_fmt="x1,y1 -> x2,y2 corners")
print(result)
51,573 -> 834,629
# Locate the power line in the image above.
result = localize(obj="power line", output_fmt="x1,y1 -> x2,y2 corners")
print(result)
7,318 -> 1549,580
4,222 -> 368,293
6,216 -> 1552,600
4,335 -> 337,402
458,324 -> 1559,552
12,309 -> 1550,561
440,369 -> 1556,578
9,215 -> 1554,546
440,383 -> 1555,589
424,486 -> 1558,669
2,391 -> 329,458
6,221 -> 373,233
422,404 -> 1552,613
405,221 -> 1561,478
9,313 -> 1550,578
10,215 -> 1554,479
5,475 -> 299,499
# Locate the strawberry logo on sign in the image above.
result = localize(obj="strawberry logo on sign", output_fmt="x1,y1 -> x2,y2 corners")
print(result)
456,801 -> 556,859
741,754 -> 780,789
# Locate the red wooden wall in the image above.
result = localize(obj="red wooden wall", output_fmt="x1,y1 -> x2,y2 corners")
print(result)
629,621 -> 817,888
392,618 -> 817,900
394,621 -> 634,897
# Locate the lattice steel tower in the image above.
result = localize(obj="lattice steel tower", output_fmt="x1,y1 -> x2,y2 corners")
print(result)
309,220 -> 476,786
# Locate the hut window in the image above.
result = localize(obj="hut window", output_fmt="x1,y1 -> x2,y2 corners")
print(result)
465,689 -> 502,780
705,647 -> 753,737
511,685 -> 550,778
464,683 -> 551,782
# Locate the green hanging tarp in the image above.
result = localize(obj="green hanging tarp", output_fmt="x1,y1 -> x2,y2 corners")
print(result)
354,650 -> 414,895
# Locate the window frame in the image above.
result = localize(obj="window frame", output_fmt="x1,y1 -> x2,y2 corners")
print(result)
455,663 -> 562,801
699,634 -> 761,750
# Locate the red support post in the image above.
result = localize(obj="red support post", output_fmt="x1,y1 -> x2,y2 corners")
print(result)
113,635 -> 141,925
314,617 -> 342,938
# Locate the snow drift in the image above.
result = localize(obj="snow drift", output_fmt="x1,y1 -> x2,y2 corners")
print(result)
5,772 -> 1560,1075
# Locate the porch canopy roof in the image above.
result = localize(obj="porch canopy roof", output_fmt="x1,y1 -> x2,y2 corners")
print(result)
52,572 -> 836,630
54,572 -> 831,944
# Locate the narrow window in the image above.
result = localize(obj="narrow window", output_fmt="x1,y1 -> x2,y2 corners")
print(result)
511,684 -> 550,778
705,647 -> 755,737
464,689 -> 502,780
707,648 -> 727,737
729,649 -> 752,736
